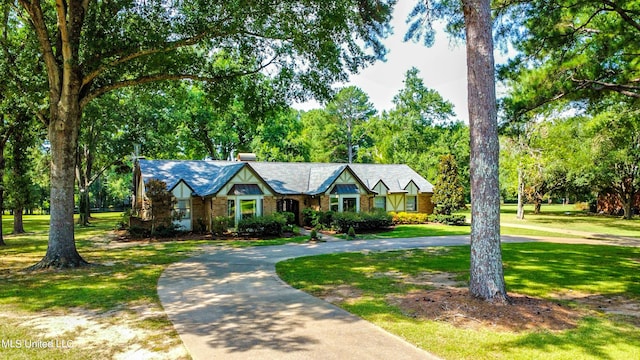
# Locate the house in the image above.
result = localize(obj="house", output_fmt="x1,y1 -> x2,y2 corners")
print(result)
132,158 -> 435,231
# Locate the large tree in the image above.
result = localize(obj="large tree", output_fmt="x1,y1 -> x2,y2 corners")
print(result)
325,86 -> 377,163
10,1 -> 395,268
498,0 -> 640,108
408,0 -> 508,302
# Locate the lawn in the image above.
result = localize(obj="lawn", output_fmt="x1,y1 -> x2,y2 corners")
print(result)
0,212 -> 308,359
494,204 -> 640,238
277,242 -> 640,360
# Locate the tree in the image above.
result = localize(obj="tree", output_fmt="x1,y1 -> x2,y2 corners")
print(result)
252,109 -> 310,162
369,67 -> 464,186
497,0 -> 640,109
325,86 -> 377,163
407,0 -> 508,302
589,104 -> 640,219
432,154 -> 465,215
9,1 -> 394,268
5,111 -> 41,233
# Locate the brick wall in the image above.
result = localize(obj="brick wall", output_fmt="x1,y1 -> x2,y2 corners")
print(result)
418,193 -> 434,214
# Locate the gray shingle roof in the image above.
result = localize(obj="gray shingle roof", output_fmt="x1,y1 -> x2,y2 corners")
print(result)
137,159 -> 434,196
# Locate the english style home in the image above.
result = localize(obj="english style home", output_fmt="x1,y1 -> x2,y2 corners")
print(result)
133,157 -> 435,231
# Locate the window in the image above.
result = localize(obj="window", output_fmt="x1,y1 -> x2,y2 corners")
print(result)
228,196 -> 263,225
343,197 -> 357,212
330,197 -> 339,212
174,199 -> 191,219
406,195 -> 417,212
228,199 -> 235,227
374,196 -> 386,210
241,199 -> 258,219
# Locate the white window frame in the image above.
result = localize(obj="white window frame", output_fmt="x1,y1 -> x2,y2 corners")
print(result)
229,195 -> 263,225
406,195 -> 417,212
330,194 -> 360,212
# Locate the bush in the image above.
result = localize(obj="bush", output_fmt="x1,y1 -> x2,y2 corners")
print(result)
390,212 -> 429,224
302,208 -> 319,227
237,213 -> 287,237
431,214 -> 467,226
347,226 -> 356,239
211,216 -> 230,236
278,211 -> 296,225
331,210 -> 393,233
128,225 -> 150,238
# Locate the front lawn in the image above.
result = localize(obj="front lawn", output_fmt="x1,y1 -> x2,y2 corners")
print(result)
277,243 -> 640,360
0,212 -> 307,359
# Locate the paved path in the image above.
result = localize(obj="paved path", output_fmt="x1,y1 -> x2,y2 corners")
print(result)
158,235 -> 540,360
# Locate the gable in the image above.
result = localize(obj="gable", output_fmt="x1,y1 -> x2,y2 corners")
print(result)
323,167 -> 370,195
405,180 -> 419,195
373,180 -> 389,196
171,180 -> 193,198
218,166 -> 273,196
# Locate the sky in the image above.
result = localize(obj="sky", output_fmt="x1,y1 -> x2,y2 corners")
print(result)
295,1 -> 470,122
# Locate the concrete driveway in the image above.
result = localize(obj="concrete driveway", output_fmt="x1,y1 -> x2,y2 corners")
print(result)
158,236 -> 534,360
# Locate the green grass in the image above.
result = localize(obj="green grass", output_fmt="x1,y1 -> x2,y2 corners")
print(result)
277,243 -> 640,360
346,223 -> 580,240
497,204 -> 640,238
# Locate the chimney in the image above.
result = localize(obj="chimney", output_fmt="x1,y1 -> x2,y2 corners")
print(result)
236,153 -> 257,162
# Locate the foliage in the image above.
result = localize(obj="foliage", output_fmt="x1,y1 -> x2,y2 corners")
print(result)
497,0 -> 640,110
431,214 -> 467,226
347,226 -> 357,239
211,216 -> 230,237
368,68 -> 469,197
432,154 -> 465,215
389,211 -> 429,224
237,213 -> 288,237
588,104 -> 640,219
145,179 -> 177,235
325,86 -> 377,163
331,210 -> 393,233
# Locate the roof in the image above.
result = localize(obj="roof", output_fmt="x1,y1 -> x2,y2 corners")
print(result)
137,159 -> 434,197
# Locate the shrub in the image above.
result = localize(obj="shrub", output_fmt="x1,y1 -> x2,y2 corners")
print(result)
211,216 -> 230,236
431,214 -> 467,226
237,213 -> 287,237
347,226 -> 356,239
278,211 -> 296,225
331,210 -> 393,233
302,208 -> 319,227
310,228 -> 318,240
390,212 -> 429,224
128,225 -> 149,238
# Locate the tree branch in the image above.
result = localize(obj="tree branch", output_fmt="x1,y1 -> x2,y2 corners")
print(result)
80,55 -> 278,108
601,0 -> 640,33
18,0 -> 60,101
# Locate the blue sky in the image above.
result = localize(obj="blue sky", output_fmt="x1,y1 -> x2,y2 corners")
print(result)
296,1 -> 469,122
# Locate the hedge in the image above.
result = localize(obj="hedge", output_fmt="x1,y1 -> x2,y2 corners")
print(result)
389,212 -> 429,224
237,213 -> 287,236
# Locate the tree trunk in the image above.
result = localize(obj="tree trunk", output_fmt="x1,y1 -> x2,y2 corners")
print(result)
622,193 -> 634,220
516,167 -> 525,220
30,97 -> 88,269
13,207 -> 25,234
533,195 -> 542,214
0,188 -> 5,247
463,0 -> 509,303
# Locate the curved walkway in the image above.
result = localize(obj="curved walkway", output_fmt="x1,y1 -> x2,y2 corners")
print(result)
158,235 -> 540,360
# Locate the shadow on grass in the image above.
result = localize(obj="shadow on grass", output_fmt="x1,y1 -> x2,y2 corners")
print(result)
500,317 -> 640,360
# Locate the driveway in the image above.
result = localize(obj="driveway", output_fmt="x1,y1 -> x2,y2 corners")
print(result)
158,235 -> 540,359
